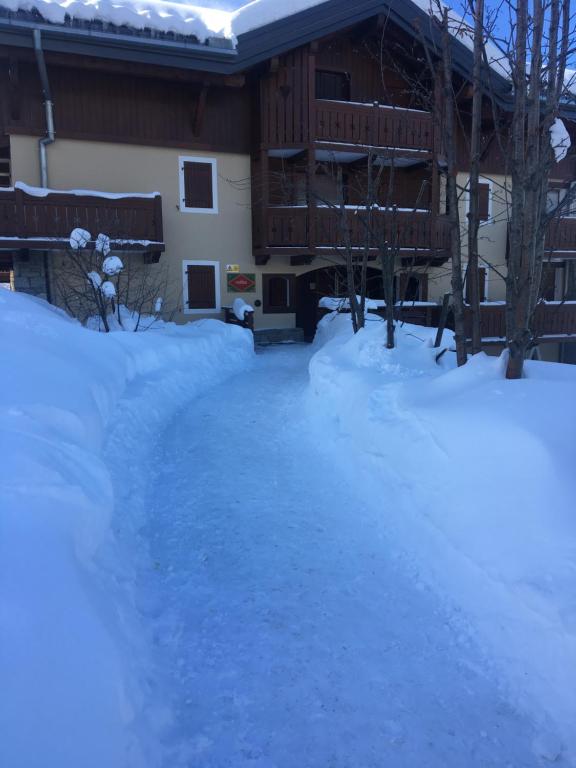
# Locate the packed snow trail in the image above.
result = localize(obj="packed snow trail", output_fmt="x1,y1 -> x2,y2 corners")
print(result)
141,345 -> 542,768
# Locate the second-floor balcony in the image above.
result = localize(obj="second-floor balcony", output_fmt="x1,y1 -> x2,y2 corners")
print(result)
254,205 -> 451,261
314,100 -> 435,152
0,183 -> 164,256
545,217 -> 576,255
262,98 -> 435,153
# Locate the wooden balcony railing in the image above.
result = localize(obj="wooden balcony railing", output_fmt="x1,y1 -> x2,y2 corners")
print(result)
263,206 -> 450,253
0,184 -> 164,252
261,95 -> 434,152
315,100 -> 434,151
463,302 -> 576,340
545,217 -> 576,253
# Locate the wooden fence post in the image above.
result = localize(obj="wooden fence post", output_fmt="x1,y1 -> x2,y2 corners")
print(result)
434,292 -> 451,347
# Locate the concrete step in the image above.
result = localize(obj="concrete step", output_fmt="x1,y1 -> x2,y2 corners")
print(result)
254,327 -> 306,345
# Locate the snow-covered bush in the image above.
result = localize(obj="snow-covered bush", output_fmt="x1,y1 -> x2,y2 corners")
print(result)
53,229 -> 176,332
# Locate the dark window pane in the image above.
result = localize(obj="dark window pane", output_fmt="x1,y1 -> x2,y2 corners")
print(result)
316,70 -> 350,101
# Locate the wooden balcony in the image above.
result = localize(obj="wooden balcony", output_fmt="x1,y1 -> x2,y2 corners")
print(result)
261,96 -> 434,152
545,217 -> 576,255
255,206 -> 450,262
314,101 -> 434,152
0,184 -> 164,254
463,302 -> 576,341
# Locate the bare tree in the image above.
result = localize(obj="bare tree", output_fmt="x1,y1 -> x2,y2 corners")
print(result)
52,230 -> 177,331
466,0 -> 486,354
501,0 -> 572,378
439,7 -> 468,366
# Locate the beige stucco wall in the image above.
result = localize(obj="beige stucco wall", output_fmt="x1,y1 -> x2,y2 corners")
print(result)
9,135 -> 308,329
457,171 -> 510,302
9,136 -> 514,330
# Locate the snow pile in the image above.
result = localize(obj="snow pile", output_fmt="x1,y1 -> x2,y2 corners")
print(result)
308,312 -> 576,764
0,289 -> 253,768
232,296 -> 254,321
13,181 -> 160,199
318,295 -> 384,311
549,117 -> 571,163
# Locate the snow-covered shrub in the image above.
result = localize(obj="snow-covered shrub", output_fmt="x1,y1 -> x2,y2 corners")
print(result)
52,230 -> 178,332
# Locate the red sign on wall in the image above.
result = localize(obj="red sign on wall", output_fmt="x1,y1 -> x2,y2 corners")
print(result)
227,273 -> 256,293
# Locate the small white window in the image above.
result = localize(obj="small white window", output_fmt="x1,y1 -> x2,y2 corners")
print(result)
179,156 -> 218,214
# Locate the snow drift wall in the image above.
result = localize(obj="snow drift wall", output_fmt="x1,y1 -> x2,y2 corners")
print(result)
308,312 -> 576,765
0,290 -> 254,768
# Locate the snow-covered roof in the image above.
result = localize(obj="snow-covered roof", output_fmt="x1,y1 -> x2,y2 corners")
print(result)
0,0 -> 495,52
0,0 -> 235,42
0,0 -> 334,42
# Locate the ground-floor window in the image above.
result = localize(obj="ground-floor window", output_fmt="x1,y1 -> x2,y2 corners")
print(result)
398,272 -> 429,302
263,274 -> 296,313
182,260 -> 220,314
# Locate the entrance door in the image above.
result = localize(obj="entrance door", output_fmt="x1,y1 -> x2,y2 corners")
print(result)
295,265 -> 383,341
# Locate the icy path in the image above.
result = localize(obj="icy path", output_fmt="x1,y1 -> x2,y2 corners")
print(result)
142,346 -> 540,768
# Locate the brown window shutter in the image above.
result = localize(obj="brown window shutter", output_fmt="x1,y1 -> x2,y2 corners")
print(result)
465,267 -> 486,303
183,161 -> 213,209
478,183 -> 490,221
187,264 -> 216,309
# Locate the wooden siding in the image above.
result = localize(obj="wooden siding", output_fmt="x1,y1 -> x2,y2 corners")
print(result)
1,59 -> 251,153
0,187 -> 163,248
316,36 -> 428,108
258,47 -> 311,147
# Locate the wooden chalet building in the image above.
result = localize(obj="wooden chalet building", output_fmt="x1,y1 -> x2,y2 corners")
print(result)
0,0 -> 575,357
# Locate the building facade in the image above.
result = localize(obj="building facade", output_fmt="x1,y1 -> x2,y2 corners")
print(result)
1,0 -> 575,355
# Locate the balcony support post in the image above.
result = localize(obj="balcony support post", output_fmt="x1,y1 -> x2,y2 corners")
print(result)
307,44 -> 317,255
260,149 -> 270,251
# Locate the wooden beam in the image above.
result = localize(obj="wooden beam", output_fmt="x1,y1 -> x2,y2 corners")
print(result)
290,255 -> 314,266
3,48 -> 245,87
193,84 -> 209,137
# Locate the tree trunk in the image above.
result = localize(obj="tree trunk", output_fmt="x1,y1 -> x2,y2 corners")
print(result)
466,0 -> 484,354
441,11 -> 467,366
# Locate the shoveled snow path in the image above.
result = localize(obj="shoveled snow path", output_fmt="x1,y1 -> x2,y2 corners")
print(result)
143,345 -> 540,768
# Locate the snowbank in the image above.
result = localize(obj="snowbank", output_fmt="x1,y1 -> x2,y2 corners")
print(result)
0,290 -> 253,768
308,312 -> 576,764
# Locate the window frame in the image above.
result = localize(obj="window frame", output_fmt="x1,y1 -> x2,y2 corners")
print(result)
179,156 -> 219,215
182,259 -> 221,315
262,273 -> 296,314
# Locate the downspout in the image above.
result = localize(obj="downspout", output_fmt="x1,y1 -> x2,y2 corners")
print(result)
33,28 -> 54,187
33,28 -> 54,304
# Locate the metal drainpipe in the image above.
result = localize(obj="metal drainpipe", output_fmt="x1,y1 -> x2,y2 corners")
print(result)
33,28 -> 55,187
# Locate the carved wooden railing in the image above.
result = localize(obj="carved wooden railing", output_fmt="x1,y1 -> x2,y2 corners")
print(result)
314,101 -> 434,151
0,185 -> 163,248
545,217 -> 576,253
265,206 -> 450,251
463,302 -> 576,339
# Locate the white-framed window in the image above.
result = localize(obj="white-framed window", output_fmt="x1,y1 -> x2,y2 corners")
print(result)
182,260 -> 221,315
179,156 -> 218,214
